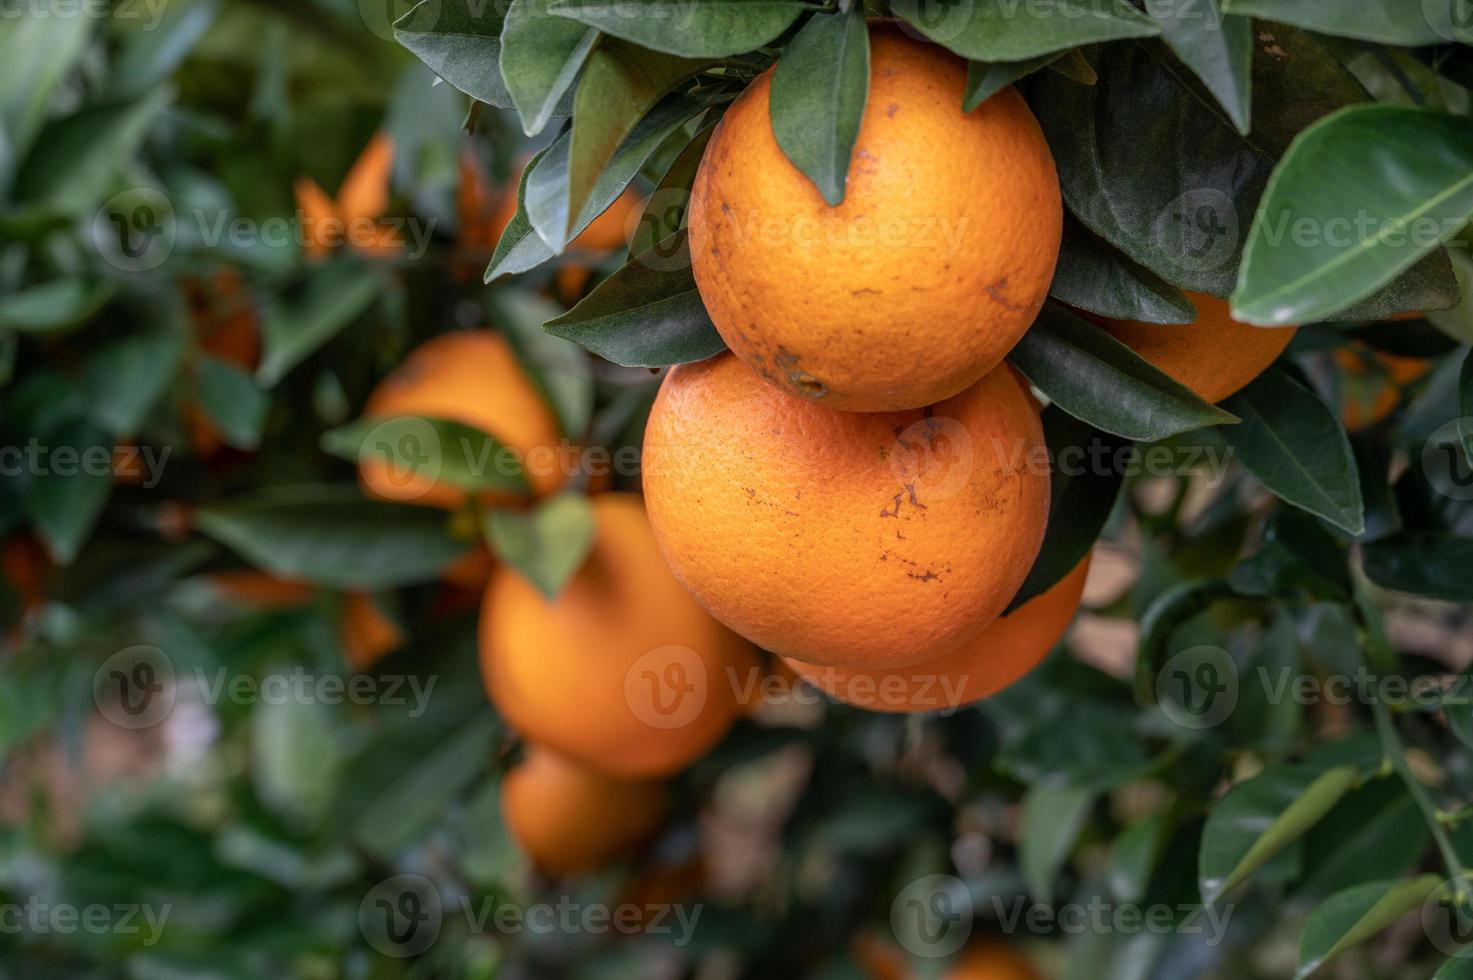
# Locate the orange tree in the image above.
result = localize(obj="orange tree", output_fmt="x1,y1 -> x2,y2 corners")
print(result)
2,0 -> 1473,978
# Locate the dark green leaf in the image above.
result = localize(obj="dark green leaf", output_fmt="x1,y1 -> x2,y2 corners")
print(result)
13,89 -> 170,213
1049,213 -> 1196,324
81,329 -> 185,436
194,486 -> 467,589
771,7 -> 870,206
544,230 -> 727,366
563,41 -> 706,240
486,143 -> 557,281
628,122 -> 715,257
252,697 -> 342,830
196,356 -> 270,451
1460,348 -> 1473,462
1221,0 -> 1468,46
1153,0 -> 1252,133
1027,43 -> 1272,297
482,492 -> 596,599
1218,367 -> 1365,535
1107,812 -> 1172,904
394,0 -> 513,108
1233,106 -> 1473,326
893,0 -> 1158,62
1436,957 -> 1473,980
964,53 -> 1063,113
1199,764 -> 1361,904
1246,24 -> 1365,161
1295,876 -> 1444,979
0,4 -> 92,166
1019,784 -> 1093,904
550,0 -> 804,57
499,0 -> 596,137
0,279 -> 116,334
1296,780 -> 1428,900
1133,578 -> 1238,708
22,419 -> 113,564
320,416 -> 530,495
1008,305 -> 1238,441
1362,532 -> 1473,602
1334,250 -> 1462,324
1007,407 -> 1126,611
113,0 -> 221,97
257,261 -> 381,386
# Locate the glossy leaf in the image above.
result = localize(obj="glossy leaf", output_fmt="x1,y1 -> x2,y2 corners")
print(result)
1361,532 -> 1473,602
1233,106 -> 1473,326
194,486 -> 467,589
549,0 -> 805,57
1007,305 -> 1238,441
964,52 -> 1062,114
1019,784 -> 1093,904
485,144 -> 556,280
1295,876 -> 1444,979
771,7 -> 869,206
482,492 -> 597,599
1049,213 -> 1196,324
544,230 -> 727,367
1296,780 -> 1428,900
1007,407 -> 1127,611
892,0 -> 1158,62
1153,0 -> 1252,133
628,123 -> 715,257
1218,367 -> 1365,535
499,0 -> 597,137
394,0 -> 513,108
1221,0 -> 1469,46
320,416 -> 529,495
1199,764 -> 1361,904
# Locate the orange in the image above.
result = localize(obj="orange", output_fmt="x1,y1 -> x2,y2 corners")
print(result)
182,269 -> 261,456
1093,291 -> 1297,404
358,331 -> 564,508
339,593 -> 403,671
944,944 -> 1041,980
501,744 -> 668,877
687,23 -> 1061,412
203,570 -> 315,609
642,354 -> 1050,669
783,555 -> 1090,712
1335,345 -> 1431,431
480,493 -> 758,779
294,131 -> 401,260
2,536 -> 49,618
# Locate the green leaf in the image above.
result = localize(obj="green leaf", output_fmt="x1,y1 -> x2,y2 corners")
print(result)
486,143 -> 557,281
1108,812 -> 1172,904
1050,214 -> 1196,324
1027,43 -> 1272,297
548,0 -> 805,58
22,419 -> 113,564
1133,578 -> 1237,707
1295,875 -> 1445,979
1296,780 -> 1428,900
892,0 -> 1158,62
1460,348 -> 1473,462
257,261 -> 381,386
80,329 -> 185,436
1007,407 -> 1126,611
1221,0 -> 1469,46
1007,305 -> 1238,441
1233,106 -> 1473,326
1218,367 -> 1365,535
112,0 -> 221,98
194,486 -> 467,590
499,0 -> 597,137
320,416 -> 529,495
544,230 -> 727,367
196,356 -> 270,451
563,41 -> 706,240
1019,784 -> 1093,904
482,492 -> 596,599
1361,532 -> 1473,602
491,289 -> 596,440
0,279 -> 117,334
394,0 -> 513,108
1436,958 -> 1473,980
1199,764 -> 1361,904
964,53 -> 1063,113
0,3 -> 92,170
1246,24 -> 1366,161
628,122 -> 715,257
1153,0 -> 1252,134
520,91 -> 709,260
252,697 -> 342,831
12,88 -> 171,213
770,7 -> 870,206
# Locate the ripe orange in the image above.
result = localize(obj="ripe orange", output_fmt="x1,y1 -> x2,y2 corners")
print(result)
687,23 -> 1061,412
2,536 -> 49,618
182,269 -> 261,457
359,331 -> 564,508
944,944 -> 1041,980
203,570 -> 315,609
783,556 -> 1090,712
1335,345 -> 1430,431
480,493 -> 758,779
1093,291 -> 1297,404
339,593 -> 403,671
642,354 -> 1050,669
501,744 -> 668,877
